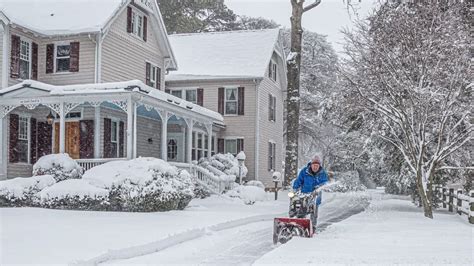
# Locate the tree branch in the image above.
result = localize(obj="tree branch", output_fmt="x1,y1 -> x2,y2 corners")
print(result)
303,0 -> 322,13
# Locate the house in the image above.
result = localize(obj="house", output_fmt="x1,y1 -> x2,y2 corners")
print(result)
165,29 -> 286,186
0,0 -> 223,179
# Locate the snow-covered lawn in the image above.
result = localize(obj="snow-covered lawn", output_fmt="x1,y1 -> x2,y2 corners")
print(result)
255,189 -> 473,266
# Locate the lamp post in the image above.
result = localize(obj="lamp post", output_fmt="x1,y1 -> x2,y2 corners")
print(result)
272,171 -> 281,200
236,151 -> 246,185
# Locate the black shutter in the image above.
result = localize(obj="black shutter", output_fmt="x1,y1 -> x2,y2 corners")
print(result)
37,122 -> 52,158
197,88 -> 204,106
46,44 -> 54,74
237,139 -> 244,153
268,142 -> 272,171
238,87 -> 245,115
143,16 -> 147,42
273,96 -> 277,121
218,87 -> 224,114
70,42 -> 80,72
32,42 -> 38,80
119,121 -> 125,157
103,118 -> 112,158
10,35 -> 20,79
127,6 -> 133,33
30,118 -> 37,163
156,67 -> 161,90
145,62 -> 151,86
80,120 -> 94,159
9,114 -> 19,163
268,94 -> 272,121
217,138 -> 224,153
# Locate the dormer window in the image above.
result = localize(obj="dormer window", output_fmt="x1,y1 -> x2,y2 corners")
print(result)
131,10 -> 144,38
268,60 -> 277,82
127,6 -> 147,41
56,44 -> 71,72
19,40 -> 31,79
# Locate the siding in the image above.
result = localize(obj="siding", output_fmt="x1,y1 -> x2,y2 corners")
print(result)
136,116 -> 162,158
0,30 -> 3,87
166,79 -> 258,181
7,28 -> 96,87
101,4 -> 165,89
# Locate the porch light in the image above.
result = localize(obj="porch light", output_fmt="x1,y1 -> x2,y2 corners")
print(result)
46,111 -> 54,125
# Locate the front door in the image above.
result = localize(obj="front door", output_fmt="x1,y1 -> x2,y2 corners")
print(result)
54,122 -> 80,159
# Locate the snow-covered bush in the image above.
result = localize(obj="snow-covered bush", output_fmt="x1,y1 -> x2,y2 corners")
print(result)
39,179 -> 109,211
33,154 -> 83,182
245,180 -> 265,189
0,175 -> 56,206
198,152 -> 248,188
225,185 -> 268,205
83,158 -> 194,212
193,181 -> 212,199
323,171 -> 366,193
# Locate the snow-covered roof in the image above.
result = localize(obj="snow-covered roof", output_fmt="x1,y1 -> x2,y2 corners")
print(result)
0,80 -> 223,123
167,29 -> 281,81
0,0 -> 125,35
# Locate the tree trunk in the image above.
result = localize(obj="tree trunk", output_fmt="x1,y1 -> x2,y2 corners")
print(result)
284,1 -> 304,186
416,170 -> 433,218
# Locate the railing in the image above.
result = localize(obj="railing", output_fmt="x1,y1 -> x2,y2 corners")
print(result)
434,185 -> 473,224
76,158 -> 127,171
170,162 -> 234,194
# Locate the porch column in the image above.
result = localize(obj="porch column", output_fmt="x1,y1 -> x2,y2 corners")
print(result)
206,123 -> 212,159
59,101 -> 66,153
0,116 -> 5,179
126,97 -> 133,159
94,106 -> 100,158
161,111 -> 168,161
185,118 -> 194,163
133,103 -> 137,159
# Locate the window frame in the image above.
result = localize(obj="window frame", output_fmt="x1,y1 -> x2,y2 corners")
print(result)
185,89 -> 197,104
19,38 -> 32,80
17,115 -> 30,164
131,9 -> 145,39
54,42 -> 71,73
167,138 -> 178,161
269,141 -> 276,171
110,119 -> 120,158
224,87 -> 238,115
269,94 -> 276,122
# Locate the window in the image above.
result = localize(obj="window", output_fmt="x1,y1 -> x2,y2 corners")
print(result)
268,142 -> 276,171
19,40 -> 30,79
197,133 -> 203,160
111,120 -> 119,158
225,88 -> 238,115
192,132 -> 196,161
17,116 -> 29,163
268,61 -> 277,81
211,136 -> 215,156
56,44 -> 71,72
171,90 -> 182,98
269,94 -> 276,121
186,90 -> 197,104
167,139 -> 177,160
225,139 -> 237,156
150,65 -> 157,87
131,10 -> 144,38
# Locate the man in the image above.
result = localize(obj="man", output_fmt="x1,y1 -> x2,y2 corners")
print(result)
292,155 -> 329,230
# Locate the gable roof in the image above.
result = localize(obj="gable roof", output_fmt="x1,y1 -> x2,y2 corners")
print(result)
0,0 -> 124,35
166,29 -> 281,81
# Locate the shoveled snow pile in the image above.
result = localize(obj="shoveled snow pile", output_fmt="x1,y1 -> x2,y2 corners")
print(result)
33,153 -> 83,181
245,180 -> 265,189
323,170 -> 366,192
0,175 -> 56,206
225,185 -> 269,205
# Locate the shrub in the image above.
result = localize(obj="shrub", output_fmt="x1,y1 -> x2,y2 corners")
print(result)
33,154 -> 83,182
225,185 -> 268,205
0,175 -> 56,207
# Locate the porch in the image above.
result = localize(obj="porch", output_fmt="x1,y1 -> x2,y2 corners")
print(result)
0,80 -> 224,179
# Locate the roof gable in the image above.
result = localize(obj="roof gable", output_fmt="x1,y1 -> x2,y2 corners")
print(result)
167,29 -> 281,79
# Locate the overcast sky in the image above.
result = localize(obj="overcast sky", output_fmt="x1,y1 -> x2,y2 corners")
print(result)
225,0 -> 378,53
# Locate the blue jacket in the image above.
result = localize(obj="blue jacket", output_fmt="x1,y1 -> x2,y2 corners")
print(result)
293,162 -> 329,205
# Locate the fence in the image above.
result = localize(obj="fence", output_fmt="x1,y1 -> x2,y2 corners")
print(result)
76,158 -> 127,171
433,185 -> 473,224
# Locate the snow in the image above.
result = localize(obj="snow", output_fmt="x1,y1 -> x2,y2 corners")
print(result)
82,157 -> 179,189
39,179 -> 109,201
33,153 -> 81,173
0,175 -> 55,199
236,151 -> 246,161
167,29 -> 280,79
225,185 -> 269,204
0,0 -> 124,36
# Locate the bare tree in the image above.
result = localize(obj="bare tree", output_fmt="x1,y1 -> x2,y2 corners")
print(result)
342,2 -> 472,218
284,0 -> 322,185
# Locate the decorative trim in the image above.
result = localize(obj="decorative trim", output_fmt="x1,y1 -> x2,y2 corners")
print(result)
110,100 -> 128,112
88,101 -> 102,107
44,103 -> 61,115
0,105 -> 17,118
64,102 -> 83,115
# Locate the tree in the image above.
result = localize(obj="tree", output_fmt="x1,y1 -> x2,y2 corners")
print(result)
284,0 -> 323,185
236,16 -> 279,30
342,2 -> 472,218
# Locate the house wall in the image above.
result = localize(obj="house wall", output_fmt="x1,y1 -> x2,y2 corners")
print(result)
101,4 -> 165,89
0,29 -> 3,87
166,79 -> 258,180
7,27 -> 96,87
136,115 -> 162,158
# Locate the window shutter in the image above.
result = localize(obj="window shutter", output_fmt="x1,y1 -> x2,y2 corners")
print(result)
268,62 -> 272,79
143,16 -> 147,42
197,88 -> 204,106
217,138 -> 224,153
127,6 -> 133,33
119,121 -> 125,157
145,62 -> 151,86
237,139 -> 244,153
32,42 -> 38,80
69,42 -> 80,72
10,35 -> 20,79
238,87 -> 245,115
46,44 -> 54,74
273,96 -> 277,122
9,114 -> 19,163
37,122 -> 52,158
80,120 -> 94,159
103,118 -> 112,158
268,142 -> 272,171
268,94 -> 272,121
30,118 -> 37,163
156,67 -> 161,90
218,87 -> 224,115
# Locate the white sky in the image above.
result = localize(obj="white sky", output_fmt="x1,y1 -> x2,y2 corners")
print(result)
226,0 -> 379,53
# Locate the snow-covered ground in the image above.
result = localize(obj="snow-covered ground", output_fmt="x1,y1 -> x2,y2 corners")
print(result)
1,189 -> 471,265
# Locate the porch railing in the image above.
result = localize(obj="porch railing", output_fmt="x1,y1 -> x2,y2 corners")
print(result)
76,158 -> 127,171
